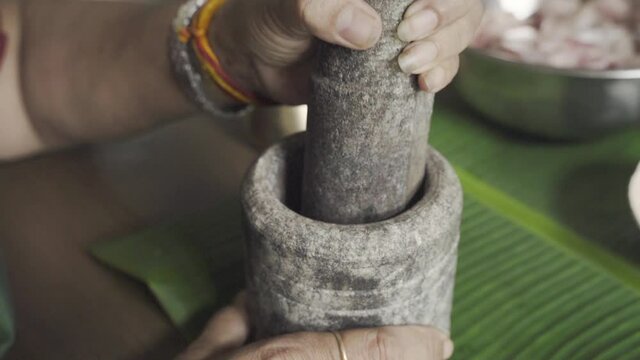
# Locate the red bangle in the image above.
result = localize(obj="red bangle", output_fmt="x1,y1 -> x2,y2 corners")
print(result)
177,0 -> 258,104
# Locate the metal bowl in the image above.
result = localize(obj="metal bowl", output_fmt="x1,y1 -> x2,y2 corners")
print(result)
457,0 -> 640,139
457,48 -> 640,139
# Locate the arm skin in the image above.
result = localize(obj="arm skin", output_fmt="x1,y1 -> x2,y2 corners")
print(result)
1,0 -> 239,160
0,0 -> 482,161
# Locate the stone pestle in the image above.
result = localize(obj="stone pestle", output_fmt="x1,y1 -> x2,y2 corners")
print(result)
301,0 -> 432,224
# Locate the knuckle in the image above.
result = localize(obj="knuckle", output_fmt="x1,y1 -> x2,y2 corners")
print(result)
476,0 -> 485,15
214,307 -> 236,322
447,58 -> 460,75
299,0 -> 353,35
298,0 -> 313,27
255,345 -> 301,360
254,337 -> 314,360
454,21 -> 473,50
367,328 -> 400,360
470,0 -> 485,27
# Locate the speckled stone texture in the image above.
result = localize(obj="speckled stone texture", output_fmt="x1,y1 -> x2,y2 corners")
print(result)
301,0 -> 433,224
241,134 -> 462,339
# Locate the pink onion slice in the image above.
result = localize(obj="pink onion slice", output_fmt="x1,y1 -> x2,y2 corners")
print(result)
473,0 -> 640,70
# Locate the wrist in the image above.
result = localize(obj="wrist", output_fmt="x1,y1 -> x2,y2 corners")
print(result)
207,1 -> 263,102
170,0 -> 264,117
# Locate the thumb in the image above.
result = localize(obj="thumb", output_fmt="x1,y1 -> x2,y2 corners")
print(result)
176,293 -> 249,360
231,325 -> 453,360
280,0 -> 382,50
299,0 -> 382,49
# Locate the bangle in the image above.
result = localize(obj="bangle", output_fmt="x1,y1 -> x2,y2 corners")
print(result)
187,0 -> 257,104
169,0 -> 254,117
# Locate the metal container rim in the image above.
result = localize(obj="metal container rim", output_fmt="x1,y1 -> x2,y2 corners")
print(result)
466,48 -> 640,80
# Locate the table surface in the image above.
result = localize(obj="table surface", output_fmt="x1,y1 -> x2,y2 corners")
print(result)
0,116 -> 258,359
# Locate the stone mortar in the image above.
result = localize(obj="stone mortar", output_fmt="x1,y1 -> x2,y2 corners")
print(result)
242,134 -> 463,339
301,0 -> 433,224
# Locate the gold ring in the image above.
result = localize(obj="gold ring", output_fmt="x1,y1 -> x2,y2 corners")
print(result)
331,331 -> 348,360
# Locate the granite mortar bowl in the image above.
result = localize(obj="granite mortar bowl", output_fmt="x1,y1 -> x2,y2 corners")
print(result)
240,133 -> 463,339
457,48 -> 640,139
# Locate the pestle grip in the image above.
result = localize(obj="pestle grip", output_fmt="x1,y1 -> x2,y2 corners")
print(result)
301,0 -> 433,224
239,0 -> 461,339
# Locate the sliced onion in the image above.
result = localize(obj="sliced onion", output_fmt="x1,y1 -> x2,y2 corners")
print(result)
473,0 -> 640,70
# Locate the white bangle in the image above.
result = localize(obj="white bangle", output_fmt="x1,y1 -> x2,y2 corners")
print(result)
168,0 -> 253,118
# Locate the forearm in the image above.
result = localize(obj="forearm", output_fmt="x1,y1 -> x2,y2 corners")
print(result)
20,0 -> 194,149
1,0 -> 237,160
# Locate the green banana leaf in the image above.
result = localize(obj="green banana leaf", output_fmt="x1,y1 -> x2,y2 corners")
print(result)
91,200 -> 245,340
0,257 -> 14,358
91,97 -> 640,359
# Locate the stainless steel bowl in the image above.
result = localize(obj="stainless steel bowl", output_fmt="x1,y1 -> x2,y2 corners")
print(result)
457,49 -> 640,139
457,0 -> 640,139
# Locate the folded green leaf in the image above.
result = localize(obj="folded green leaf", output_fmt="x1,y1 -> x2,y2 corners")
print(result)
0,260 -> 14,357
91,201 -> 244,339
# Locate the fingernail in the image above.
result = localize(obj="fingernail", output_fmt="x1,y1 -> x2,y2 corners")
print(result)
397,9 -> 439,42
405,0 -> 429,17
443,339 -> 454,359
336,5 -> 380,49
398,41 -> 438,74
423,67 -> 446,93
